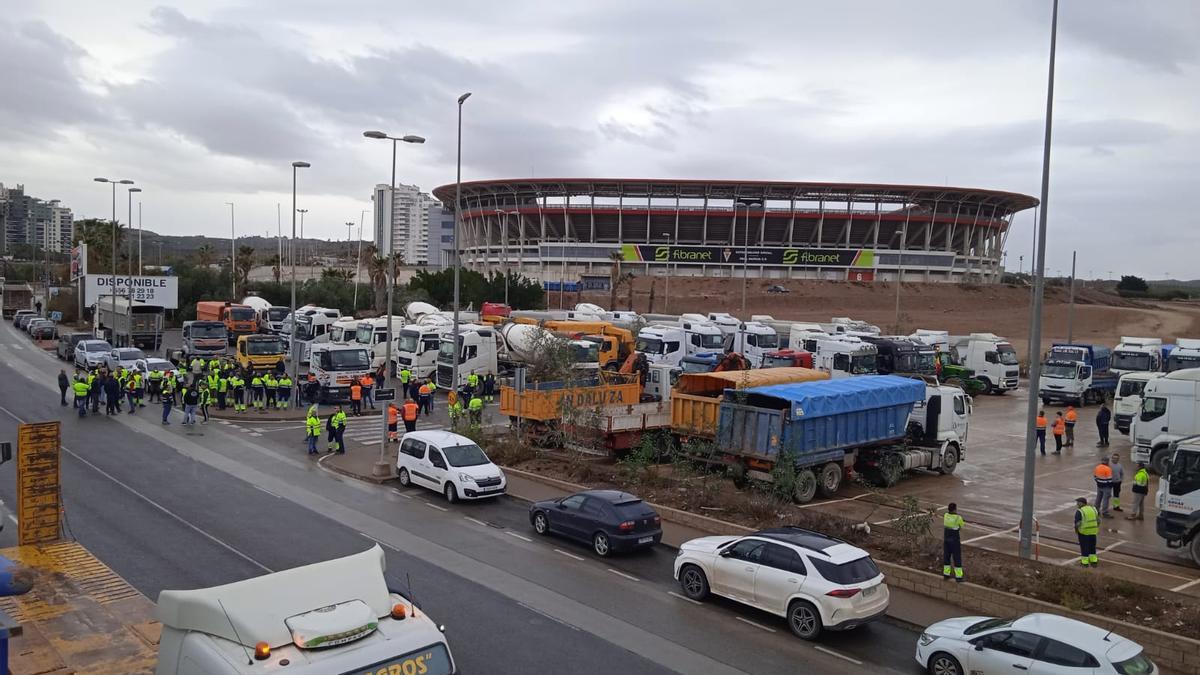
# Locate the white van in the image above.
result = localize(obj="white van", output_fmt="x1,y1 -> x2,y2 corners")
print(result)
397,430 -> 507,503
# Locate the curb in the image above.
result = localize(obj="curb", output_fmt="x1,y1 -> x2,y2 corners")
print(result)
316,453 -> 393,484
209,407 -> 384,422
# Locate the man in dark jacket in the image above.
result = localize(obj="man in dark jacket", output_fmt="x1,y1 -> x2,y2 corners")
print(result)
1096,402 -> 1112,448
58,370 -> 69,406
103,374 -> 121,416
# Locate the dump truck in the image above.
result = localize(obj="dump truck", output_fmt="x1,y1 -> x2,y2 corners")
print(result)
235,334 -> 287,374
671,367 -> 830,440
761,349 -> 814,369
1039,343 -> 1117,406
710,375 -> 970,502
196,301 -> 257,343
96,297 -> 165,349
1,282 -> 34,319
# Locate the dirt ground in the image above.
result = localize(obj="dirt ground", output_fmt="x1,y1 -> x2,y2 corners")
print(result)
571,278 -> 1200,362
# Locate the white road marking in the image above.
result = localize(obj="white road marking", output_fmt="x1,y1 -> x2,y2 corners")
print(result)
795,493 -> 871,509
962,525 -> 1019,544
1102,541 -> 1124,552
554,548 -> 585,561
463,516 -> 488,527
1171,577 -> 1200,592
253,484 -> 281,499
10,344 -> 22,351
734,616 -> 776,633
391,489 -> 415,499
506,531 -> 533,543
423,502 -> 448,512
667,591 -> 702,606
814,646 -> 863,665
249,432 -> 262,437
606,568 -> 640,582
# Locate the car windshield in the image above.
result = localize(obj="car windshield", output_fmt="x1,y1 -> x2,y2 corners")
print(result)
1167,354 -> 1200,372
85,342 -> 112,352
809,555 -> 881,585
266,307 -> 288,321
296,317 -> 315,340
246,338 -> 284,355
319,349 -> 370,370
1043,363 -> 1078,379
438,339 -> 456,362
117,349 -> 144,360
398,332 -> 420,353
964,618 -> 1014,635
850,354 -> 877,374
699,333 -> 724,349
682,359 -> 713,373
571,342 -> 600,364
442,443 -> 489,467
1118,379 -> 1148,398
192,324 -> 225,339
762,355 -> 793,368
1113,352 -> 1151,371
756,333 -> 779,349
997,346 -> 1019,365
636,337 -> 665,354
230,307 -> 255,321
355,325 -> 375,344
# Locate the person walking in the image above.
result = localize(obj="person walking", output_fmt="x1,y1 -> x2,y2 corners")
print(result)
125,376 -> 138,414
468,394 -> 483,426
418,381 -> 432,416
1128,462 -> 1150,520
160,380 -> 175,425
465,372 -> 478,401
1035,410 -> 1047,456
72,374 -> 90,418
1065,405 -> 1078,447
133,371 -> 145,408
103,374 -> 121,416
327,406 -> 347,454
199,383 -> 211,423
182,384 -> 200,426
387,403 -> 400,442
361,373 -> 375,410
305,405 -> 321,455
58,369 -> 69,406
349,379 -> 363,416
1052,412 -> 1066,454
484,372 -> 496,403
88,370 -> 101,413
1096,402 -> 1111,447
399,367 -> 412,401
402,398 -> 419,434
231,373 -> 247,413
942,502 -> 965,582
1109,452 -> 1125,512
1074,497 -> 1100,568
1093,457 -> 1114,518
148,367 -> 163,403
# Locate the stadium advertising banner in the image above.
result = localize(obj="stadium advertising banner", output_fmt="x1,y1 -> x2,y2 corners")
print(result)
621,244 -> 875,268
84,274 -> 179,308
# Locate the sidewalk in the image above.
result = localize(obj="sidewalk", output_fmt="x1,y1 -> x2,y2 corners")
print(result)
209,402 -> 382,421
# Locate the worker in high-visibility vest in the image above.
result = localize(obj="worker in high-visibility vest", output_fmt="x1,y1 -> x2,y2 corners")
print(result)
418,381 -> 432,416
1035,411 -> 1047,456
305,405 -> 321,455
399,368 -> 412,400
1052,412 -> 1066,454
387,403 -> 400,442
1093,459 -> 1114,518
1128,462 -> 1150,521
1074,497 -> 1099,567
468,395 -> 483,426
402,399 -> 420,434
942,503 -> 964,582
349,379 -> 363,416
1065,405 -> 1078,447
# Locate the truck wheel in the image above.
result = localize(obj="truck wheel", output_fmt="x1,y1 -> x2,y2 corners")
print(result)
816,463 -> 842,498
939,445 -> 959,475
878,455 -> 903,487
1189,534 -> 1200,568
728,462 -> 749,489
1150,448 -> 1171,476
977,378 -> 993,395
1041,397 -> 1051,406
792,469 -> 817,504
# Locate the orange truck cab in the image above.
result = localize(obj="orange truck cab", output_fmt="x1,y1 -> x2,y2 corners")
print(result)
196,301 -> 257,343
761,349 -> 815,369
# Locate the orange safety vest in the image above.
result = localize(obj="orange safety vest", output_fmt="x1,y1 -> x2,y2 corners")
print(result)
1053,418 -> 1065,435
362,375 -> 375,388
402,401 -> 419,421
1036,415 -> 1047,430
387,405 -> 399,424
1094,464 -> 1113,480
418,384 -> 431,397
1065,408 -> 1078,424
350,384 -> 362,400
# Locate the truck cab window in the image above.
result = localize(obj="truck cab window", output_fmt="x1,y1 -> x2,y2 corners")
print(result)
1079,365 -> 1091,380
953,396 -> 966,415
985,351 -> 998,363
833,353 -> 849,371
1140,396 -> 1166,422
666,341 -> 680,354
1167,450 -> 1200,496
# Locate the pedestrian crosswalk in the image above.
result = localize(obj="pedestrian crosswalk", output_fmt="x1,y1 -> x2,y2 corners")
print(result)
340,426 -> 445,445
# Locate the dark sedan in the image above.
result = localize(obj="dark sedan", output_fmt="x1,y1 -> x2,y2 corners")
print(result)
529,489 -> 662,557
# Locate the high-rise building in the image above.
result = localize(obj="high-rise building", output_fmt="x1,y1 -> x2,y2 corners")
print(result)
426,202 -> 456,269
0,183 -> 73,254
372,183 -> 430,265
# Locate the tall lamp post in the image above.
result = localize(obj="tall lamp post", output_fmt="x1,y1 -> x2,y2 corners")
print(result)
94,177 -> 134,341
127,187 -> 141,277
289,162 -> 310,391
363,129 -> 426,478
450,92 -> 471,403
296,209 -> 309,270
225,202 -> 236,297
659,232 -> 673,312
494,208 -> 510,306
353,209 -> 366,312
137,199 -> 145,275
1019,0 -> 1059,560
733,199 -> 761,316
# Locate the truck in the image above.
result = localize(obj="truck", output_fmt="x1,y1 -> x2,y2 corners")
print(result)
1038,343 -> 1118,406
1112,336 -> 1164,375
180,320 -> 229,361
96,297 -> 165,349
636,324 -> 687,368
948,333 -> 1020,393
761,349 -> 815,369
435,323 -> 596,390
787,323 -> 828,352
235,334 -> 287,374
1155,435 -> 1200,566
392,314 -> 454,379
308,342 -> 373,402
863,336 -> 937,378
678,317 -> 725,356
355,316 -> 408,369
480,301 -> 512,324
196,301 -> 257,343
1,282 -> 33,318
1166,338 -> 1200,372
812,335 -> 878,378
908,329 -> 950,353
241,295 -> 289,334
672,367 -> 829,441
723,321 -> 780,368
291,306 -> 342,364
706,312 -> 741,337
327,315 -> 363,344
517,318 -> 636,370
712,375 -> 970,502
1114,371 -> 1163,435
1131,369 -> 1200,474
156,545 -> 458,674
826,317 -> 880,335
682,351 -> 722,373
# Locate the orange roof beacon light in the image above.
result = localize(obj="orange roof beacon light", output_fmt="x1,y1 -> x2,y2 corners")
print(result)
254,641 -> 271,660
390,603 -> 407,620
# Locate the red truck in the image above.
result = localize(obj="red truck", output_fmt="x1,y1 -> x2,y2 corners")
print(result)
761,349 -> 814,369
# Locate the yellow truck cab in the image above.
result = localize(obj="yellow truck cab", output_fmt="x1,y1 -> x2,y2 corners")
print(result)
236,334 -> 287,374
155,545 -> 456,675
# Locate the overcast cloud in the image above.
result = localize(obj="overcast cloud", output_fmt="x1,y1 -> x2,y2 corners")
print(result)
1,0 -> 1197,277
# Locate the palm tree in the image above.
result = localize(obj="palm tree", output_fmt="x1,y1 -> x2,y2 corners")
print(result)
73,218 -> 126,272
195,244 -> 217,267
235,245 -> 255,289
608,250 -> 623,310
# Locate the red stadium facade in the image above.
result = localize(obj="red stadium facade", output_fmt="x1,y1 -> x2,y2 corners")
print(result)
430,178 -> 1037,284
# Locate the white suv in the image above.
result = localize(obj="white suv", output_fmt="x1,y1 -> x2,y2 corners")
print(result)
396,430 -> 507,503
673,527 -> 889,640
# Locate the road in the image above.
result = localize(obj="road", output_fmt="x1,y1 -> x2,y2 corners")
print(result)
0,322 -> 925,674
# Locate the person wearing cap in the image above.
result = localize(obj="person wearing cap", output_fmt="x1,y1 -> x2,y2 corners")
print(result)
942,502 -> 965,582
1129,462 -> 1150,520
1074,497 -> 1100,567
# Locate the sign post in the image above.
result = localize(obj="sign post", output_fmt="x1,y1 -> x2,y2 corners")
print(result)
16,422 -> 61,546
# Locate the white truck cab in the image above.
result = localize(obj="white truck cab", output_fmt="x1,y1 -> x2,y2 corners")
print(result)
1112,336 -> 1164,375
949,332 -> 1020,393
355,316 -> 408,370
1168,338 -> 1200,373
308,342 -> 373,403
705,312 -> 740,337
636,324 -> 687,368
1132,369 -> 1200,475
1114,371 -> 1164,435
394,315 -> 454,380
677,318 -> 724,357
813,335 -> 878,378
908,329 -> 949,354
155,545 -> 456,675
1155,435 -> 1200,566
723,321 -> 780,368
327,316 -> 362,344
787,323 -> 827,352
291,307 -> 342,364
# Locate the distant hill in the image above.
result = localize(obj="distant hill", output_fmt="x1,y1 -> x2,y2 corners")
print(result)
138,230 -> 363,263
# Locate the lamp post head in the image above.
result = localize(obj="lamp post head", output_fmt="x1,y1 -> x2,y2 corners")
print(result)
457,92 -> 472,104
401,135 -> 425,144
118,179 -> 135,185
363,131 -> 388,140
292,161 -> 311,168
93,177 -> 110,183
129,187 -> 142,193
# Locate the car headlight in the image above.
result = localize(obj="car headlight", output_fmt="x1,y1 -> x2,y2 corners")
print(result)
918,633 -> 938,647
458,473 -> 474,483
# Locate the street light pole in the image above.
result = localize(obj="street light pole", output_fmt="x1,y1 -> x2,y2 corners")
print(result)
290,161 -> 310,392
126,187 -> 141,277
94,177 -> 133,342
1019,0 -> 1059,561
138,200 -> 144,275
1067,250 -> 1076,343
451,92 -> 471,399
353,209 -> 366,312
226,202 -> 236,298
363,129 -> 426,478
297,209 -> 308,270
495,209 -> 509,306
660,232 -> 673,312
733,200 -> 760,316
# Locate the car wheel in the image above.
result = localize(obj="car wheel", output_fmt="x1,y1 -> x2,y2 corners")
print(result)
679,564 -> 710,601
533,511 -> 549,535
816,462 -> 842,498
792,468 -> 817,504
444,482 -> 458,503
787,600 -> 823,640
398,467 -> 411,486
927,651 -> 963,675
592,531 -> 611,557
939,445 -> 959,475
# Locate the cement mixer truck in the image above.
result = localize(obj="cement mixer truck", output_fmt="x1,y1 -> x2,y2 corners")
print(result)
436,322 -> 599,389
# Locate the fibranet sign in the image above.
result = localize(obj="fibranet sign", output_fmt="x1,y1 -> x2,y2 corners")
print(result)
621,244 -> 874,268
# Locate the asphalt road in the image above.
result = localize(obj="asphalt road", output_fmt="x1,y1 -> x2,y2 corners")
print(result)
0,323 -> 925,675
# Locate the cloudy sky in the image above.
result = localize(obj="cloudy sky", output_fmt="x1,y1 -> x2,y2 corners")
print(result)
2,1 -> 1197,278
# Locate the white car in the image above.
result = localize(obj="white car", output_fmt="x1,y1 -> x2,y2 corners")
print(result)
104,347 -> 146,372
916,613 -> 1156,675
74,339 -> 114,369
396,430 -> 507,503
673,527 -> 889,640
133,357 -> 173,377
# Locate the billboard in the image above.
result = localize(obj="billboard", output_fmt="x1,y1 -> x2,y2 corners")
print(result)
84,274 -> 179,308
70,244 -> 87,281
621,244 -> 875,268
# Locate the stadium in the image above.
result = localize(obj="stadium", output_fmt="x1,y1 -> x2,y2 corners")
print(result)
430,179 -> 1038,284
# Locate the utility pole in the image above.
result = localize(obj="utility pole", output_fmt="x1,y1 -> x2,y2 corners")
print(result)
1066,250 -> 1076,343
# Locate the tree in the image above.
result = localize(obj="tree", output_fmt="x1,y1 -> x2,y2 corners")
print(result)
72,218 -> 125,272
1117,275 -> 1148,293
195,244 -> 217,267
322,267 -> 355,282
364,245 -> 390,312
608,250 -> 623,309
235,245 -> 256,289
